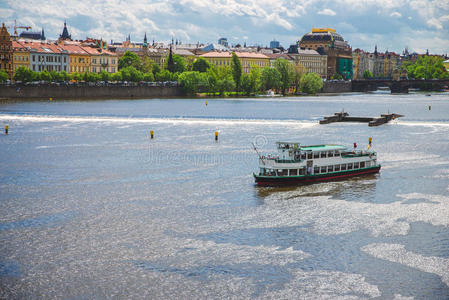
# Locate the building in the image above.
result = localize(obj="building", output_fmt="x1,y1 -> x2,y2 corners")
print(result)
59,21 -> 72,41
200,51 -> 269,73
12,41 -> 30,75
24,41 -> 69,72
0,23 -> 13,79
270,40 -> 280,49
218,38 -> 228,47
201,43 -> 228,52
298,28 -> 352,79
61,43 -> 91,73
82,45 -> 118,73
265,53 -> 293,68
19,29 -> 45,40
290,49 -> 328,78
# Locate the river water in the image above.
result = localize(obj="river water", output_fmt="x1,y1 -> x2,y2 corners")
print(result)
1,92 -> 449,299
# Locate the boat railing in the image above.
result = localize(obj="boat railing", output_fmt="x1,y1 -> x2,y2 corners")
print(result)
341,150 -> 376,158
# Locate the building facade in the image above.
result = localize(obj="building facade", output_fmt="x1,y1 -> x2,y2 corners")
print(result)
298,28 -> 352,79
83,45 -> 117,73
26,41 -> 69,72
62,43 -> 90,73
200,51 -> 269,73
0,23 -> 13,79
12,41 -> 30,75
290,49 -> 328,78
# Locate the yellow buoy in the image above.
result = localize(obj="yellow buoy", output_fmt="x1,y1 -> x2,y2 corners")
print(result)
215,131 -> 218,141
205,100 -> 208,106
50,97 -> 53,101
369,137 -> 372,144
150,130 -> 154,139
5,125 -> 9,135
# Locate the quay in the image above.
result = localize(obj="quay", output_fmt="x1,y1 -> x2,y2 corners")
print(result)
319,112 -> 404,126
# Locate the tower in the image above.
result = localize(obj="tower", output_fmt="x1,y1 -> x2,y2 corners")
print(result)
143,32 -> 148,48
41,28 -> 45,40
59,21 -> 71,40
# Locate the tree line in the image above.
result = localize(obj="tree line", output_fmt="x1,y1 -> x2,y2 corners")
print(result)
2,50 -> 325,95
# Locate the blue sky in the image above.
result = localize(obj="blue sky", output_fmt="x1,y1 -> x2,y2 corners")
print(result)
1,0 -> 448,54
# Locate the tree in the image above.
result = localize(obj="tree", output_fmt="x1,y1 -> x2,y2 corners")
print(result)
363,70 -> 374,79
142,57 -> 155,73
293,62 -> 307,94
40,70 -> 52,82
260,67 -> 281,91
274,58 -> 295,95
332,73 -> 344,80
406,56 -> 447,80
0,70 -> 8,82
111,72 -> 122,81
178,71 -> 205,94
300,72 -> 323,94
155,69 -> 174,81
118,51 -> 142,70
165,54 -> 186,73
143,72 -> 154,82
13,67 -> 35,82
192,57 -> 211,73
120,66 -> 144,82
231,52 -> 242,91
241,65 -> 261,95
100,70 -> 111,82
152,63 -> 161,77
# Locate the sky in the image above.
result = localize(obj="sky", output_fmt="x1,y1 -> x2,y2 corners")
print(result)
1,0 -> 448,54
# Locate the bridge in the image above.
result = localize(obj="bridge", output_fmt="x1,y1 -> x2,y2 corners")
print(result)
352,79 -> 449,93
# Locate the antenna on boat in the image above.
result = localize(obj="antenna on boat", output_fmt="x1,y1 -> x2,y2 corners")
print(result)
251,142 -> 265,165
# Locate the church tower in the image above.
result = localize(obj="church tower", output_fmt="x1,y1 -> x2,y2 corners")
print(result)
59,21 -> 72,40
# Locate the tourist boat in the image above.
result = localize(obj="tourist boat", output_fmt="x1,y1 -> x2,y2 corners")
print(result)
254,142 -> 381,186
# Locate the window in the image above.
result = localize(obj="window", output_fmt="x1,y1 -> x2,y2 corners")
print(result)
313,152 -> 319,159
111,67 -> 115,73
335,151 -> 340,157
290,169 -> 298,176
320,152 -> 327,158
299,168 -> 306,175
301,153 -> 306,160
360,162 -> 365,168
347,163 -> 353,170
354,162 -> 359,169
307,152 -> 312,159
328,151 -> 334,157
334,165 -> 340,171
328,166 -> 334,172
64,57 -> 66,63
33,65 -> 36,71
32,55 -> 35,62
341,164 -> 347,171
321,166 -> 327,173
314,166 -> 320,174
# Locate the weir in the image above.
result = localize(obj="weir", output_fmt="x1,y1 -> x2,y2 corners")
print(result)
319,112 -> 404,126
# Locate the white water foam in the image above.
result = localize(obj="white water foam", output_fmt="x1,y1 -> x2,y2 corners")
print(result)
0,114 -> 317,128
361,243 -> 449,287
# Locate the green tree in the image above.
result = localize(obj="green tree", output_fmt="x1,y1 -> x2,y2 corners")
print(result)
13,67 -> 35,82
363,70 -> 374,79
0,70 -> 8,82
407,56 -> 447,80
332,73 -> 344,80
152,63 -> 161,76
300,72 -> 323,94
40,70 -> 52,82
120,66 -> 144,82
143,72 -> 154,82
60,71 -> 70,81
293,62 -> 307,94
111,72 -> 122,81
192,57 -> 211,73
118,51 -> 142,70
249,65 -> 261,93
142,57 -> 155,73
178,71 -> 206,94
260,67 -> 282,91
231,52 -> 242,91
165,54 -> 186,73
274,58 -> 295,95
100,70 -> 111,82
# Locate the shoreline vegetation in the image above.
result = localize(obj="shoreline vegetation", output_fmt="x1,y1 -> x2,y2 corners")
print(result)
1,50 -> 447,100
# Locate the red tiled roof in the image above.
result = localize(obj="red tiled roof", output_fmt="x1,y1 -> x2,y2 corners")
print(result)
200,51 -> 269,59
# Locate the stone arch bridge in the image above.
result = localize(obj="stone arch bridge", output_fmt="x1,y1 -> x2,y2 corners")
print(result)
352,79 -> 449,93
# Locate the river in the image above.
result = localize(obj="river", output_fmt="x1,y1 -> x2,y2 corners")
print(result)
1,91 -> 449,299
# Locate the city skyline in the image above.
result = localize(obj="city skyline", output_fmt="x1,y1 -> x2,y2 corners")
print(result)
1,0 -> 448,54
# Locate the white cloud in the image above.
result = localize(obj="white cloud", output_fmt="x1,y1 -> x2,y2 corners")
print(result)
390,11 -> 402,18
427,18 -> 443,29
318,8 -> 336,16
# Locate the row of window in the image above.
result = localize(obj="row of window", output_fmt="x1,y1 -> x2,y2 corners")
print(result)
14,55 -> 29,62
31,65 -> 66,72
298,150 -> 341,160
32,55 -> 66,63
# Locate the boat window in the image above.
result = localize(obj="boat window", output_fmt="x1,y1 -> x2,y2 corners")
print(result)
360,161 -> 365,168
301,152 -> 306,160
354,162 -> 359,169
299,167 -> 306,175
335,151 -> 340,157
334,165 -> 340,171
278,169 -> 287,176
290,169 -> 298,176
314,152 -> 319,159
314,166 -> 320,174
321,166 -> 327,173
365,161 -> 370,167
341,164 -> 347,171
328,165 -> 334,172
347,163 -> 353,170
328,151 -> 334,157
320,151 -> 327,158
307,152 -> 313,159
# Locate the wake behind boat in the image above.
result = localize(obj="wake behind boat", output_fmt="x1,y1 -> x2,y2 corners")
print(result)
254,141 -> 380,186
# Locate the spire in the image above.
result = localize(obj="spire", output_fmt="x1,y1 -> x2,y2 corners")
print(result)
41,28 -> 45,40
374,45 -> 378,56
59,20 -> 71,40
143,32 -> 148,48
426,49 -> 429,55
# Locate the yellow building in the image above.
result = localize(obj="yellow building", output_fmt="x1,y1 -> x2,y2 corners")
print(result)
200,51 -> 269,73
62,43 -> 90,73
12,41 -> 30,75
83,46 -> 118,73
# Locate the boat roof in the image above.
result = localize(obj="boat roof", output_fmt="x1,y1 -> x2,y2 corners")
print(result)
300,144 -> 347,151
276,142 -> 347,151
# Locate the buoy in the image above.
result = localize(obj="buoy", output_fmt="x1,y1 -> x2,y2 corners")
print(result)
369,137 -> 372,144
49,97 -> 53,101
150,130 -> 154,139
5,125 -> 8,135
215,131 -> 218,141
205,100 -> 208,106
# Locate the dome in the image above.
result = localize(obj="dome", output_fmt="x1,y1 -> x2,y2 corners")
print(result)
300,31 -> 345,43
